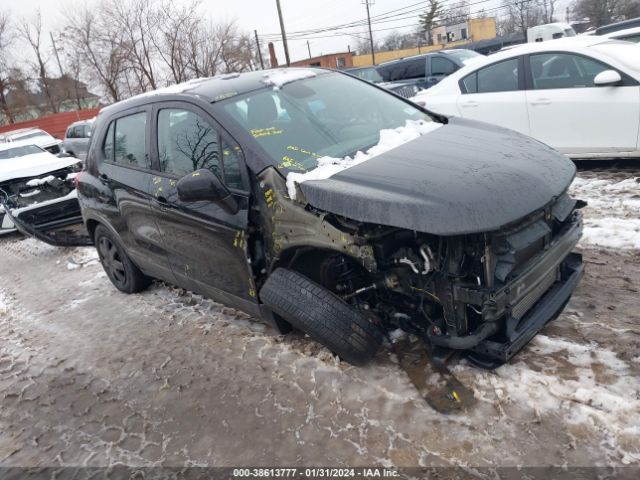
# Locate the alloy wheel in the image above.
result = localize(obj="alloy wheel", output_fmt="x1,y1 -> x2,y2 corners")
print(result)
97,236 -> 127,286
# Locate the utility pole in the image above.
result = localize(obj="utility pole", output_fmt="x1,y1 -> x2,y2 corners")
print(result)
307,41 -> 312,59
50,32 -> 65,77
363,0 -> 376,65
275,0 -> 291,67
254,30 -> 265,70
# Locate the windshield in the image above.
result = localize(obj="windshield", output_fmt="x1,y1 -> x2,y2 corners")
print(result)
221,72 -> 432,172
445,50 -> 482,62
0,145 -> 44,159
564,28 -> 577,37
347,67 -> 384,83
12,130 -> 49,141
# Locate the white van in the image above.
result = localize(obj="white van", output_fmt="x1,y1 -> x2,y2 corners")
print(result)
527,23 -> 577,43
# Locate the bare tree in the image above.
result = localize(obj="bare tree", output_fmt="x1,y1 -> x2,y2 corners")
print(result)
153,1 -> 203,84
59,0 -> 260,101
442,0 -> 471,25
500,0 -> 544,35
62,5 -> 127,102
572,0 -> 640,26
540,0 -> 557,23
0,12 -> 17,124
18,9 -> 58,114
103,0 -> 158,91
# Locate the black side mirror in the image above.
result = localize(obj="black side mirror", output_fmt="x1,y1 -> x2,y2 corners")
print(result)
176,169 -> 239,214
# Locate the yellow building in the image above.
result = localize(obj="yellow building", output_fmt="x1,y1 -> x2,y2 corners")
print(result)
352,17 -> 497,67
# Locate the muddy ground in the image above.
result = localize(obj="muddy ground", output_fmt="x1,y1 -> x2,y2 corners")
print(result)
0,166 -> 639,473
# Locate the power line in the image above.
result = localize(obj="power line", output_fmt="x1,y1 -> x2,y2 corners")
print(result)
259,0 -> 502,39
264,1 -> 534,42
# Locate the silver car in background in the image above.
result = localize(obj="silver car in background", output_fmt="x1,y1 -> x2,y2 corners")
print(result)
63,120 -> 94,161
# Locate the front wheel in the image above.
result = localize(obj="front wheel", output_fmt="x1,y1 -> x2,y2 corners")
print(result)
260,268 -> 383,366
94,224 -> 151,294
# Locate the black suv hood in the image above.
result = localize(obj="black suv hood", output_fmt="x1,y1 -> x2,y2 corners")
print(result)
298,117 -> 576,235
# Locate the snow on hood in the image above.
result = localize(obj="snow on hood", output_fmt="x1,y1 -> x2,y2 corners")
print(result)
286,119 -> 442,199
0,153 -> 81,183
262,69 -> 318,90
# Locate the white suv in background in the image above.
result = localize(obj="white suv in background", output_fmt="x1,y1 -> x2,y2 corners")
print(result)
0,128 -> 64,155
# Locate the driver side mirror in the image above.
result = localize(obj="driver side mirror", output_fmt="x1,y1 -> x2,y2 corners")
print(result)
176,168 -> 239,214
594,70 -> 622,87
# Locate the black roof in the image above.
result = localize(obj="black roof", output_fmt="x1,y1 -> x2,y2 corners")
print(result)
99,69 -> 329,116
462,32 -> 526,55
595,17 -> 640,35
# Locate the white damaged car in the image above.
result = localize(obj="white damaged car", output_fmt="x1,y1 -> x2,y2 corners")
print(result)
0,141 -> 84,241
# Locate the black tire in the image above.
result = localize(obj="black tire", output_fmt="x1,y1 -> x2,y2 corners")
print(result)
94,224 -> 151,294
260,268 -> 383,366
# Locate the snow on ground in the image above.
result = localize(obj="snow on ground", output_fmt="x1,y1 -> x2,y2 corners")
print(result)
570,172 -> 640,249
286,119 -> 442,199
0,167 -> 639,469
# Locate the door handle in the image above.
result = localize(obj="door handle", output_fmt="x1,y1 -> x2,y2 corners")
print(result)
530,98 -> 551,106
461,101 -> 479,108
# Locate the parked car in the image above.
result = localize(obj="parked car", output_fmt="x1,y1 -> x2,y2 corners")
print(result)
344,66 -> 421,98
78,68 -> 583,368
415,36 -> 640,160
0,128 -> 64,155
376,49 -> 484,91
601,26 -> 640,43
594,17 -> 640,36
0,141 -> 83,237
63,119 -> 94,161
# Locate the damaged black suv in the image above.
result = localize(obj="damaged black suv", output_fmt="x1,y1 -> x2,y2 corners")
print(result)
78,68 -> 584,367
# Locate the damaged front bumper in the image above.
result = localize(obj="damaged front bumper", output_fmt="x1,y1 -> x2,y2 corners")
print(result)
429,211 -> 584,365
0,190 -> 92,246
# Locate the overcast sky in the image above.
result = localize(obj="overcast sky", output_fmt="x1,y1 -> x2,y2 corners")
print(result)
6,0 -> 571,64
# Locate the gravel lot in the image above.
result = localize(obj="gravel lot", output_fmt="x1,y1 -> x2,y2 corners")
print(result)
1,165 -> 639,472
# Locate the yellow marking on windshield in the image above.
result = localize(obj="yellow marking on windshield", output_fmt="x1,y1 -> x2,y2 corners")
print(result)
251,127 -> 283,138
287,145 -> 320,158
278,155 -> 306,171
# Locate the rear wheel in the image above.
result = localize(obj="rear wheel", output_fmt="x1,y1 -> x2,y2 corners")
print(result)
260,268 -> 383,366
94,224 -> 151,293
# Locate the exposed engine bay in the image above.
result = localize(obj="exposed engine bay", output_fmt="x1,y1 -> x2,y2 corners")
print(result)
0,164 -> 91,246
253,168 -> 584,367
